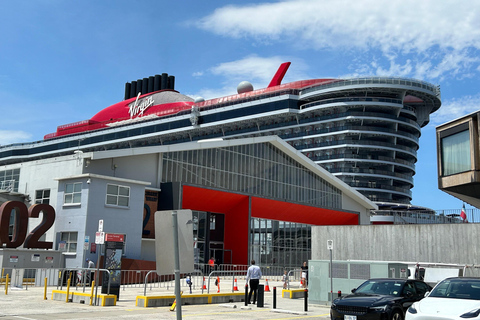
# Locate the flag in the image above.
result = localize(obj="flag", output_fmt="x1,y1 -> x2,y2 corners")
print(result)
460,204 -> 467,222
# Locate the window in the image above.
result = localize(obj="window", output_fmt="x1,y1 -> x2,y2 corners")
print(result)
0,168 -> 20,192
414,281 -> 430,295
60,232 -> 78,253
402,282 -> 417,295
106,184 -> 130,207
441,129 -> 471,176
35,189 -> 50,204
64,182 -> 82,204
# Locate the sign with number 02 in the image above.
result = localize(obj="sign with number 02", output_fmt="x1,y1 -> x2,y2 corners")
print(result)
0,201 -> 55,249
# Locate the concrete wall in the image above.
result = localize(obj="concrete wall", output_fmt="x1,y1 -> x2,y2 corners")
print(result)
312,224 -> 480,265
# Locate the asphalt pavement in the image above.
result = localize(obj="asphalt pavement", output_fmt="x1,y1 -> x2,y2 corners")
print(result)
1,281 -> 332,320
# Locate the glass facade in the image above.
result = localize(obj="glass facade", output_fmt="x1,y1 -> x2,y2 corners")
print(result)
192,211 -> 226,265
251,218 -> 311,268
162,142 -> 336,267
161,142 -> 341,207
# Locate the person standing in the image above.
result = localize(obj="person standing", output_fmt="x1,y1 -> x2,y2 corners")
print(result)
208,256 -> 215,274
301,261 -> 308,288
86,259 -> 95,284
282,269 -> 288,289
246,259 -> 262,304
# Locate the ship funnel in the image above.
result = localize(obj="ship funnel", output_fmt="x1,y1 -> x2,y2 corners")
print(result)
124,73 -> 176,99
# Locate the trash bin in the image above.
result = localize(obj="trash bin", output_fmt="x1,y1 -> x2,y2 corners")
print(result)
257,284 -> 265,307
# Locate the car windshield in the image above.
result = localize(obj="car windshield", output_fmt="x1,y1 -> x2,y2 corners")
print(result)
429,279 -> 480,300
354,280 -> 405,296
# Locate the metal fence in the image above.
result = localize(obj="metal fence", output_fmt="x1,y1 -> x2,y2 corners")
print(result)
1,263 -> 295,294
0,267 -> 112,293
371,208 -> 480,224
435,208 -> 480,223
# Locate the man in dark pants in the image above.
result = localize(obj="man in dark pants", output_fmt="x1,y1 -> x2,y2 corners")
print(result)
246,259 -> 262,304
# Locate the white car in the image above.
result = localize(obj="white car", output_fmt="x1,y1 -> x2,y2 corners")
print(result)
406,277 -> 480,319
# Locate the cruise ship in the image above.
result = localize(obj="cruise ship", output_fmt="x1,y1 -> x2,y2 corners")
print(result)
0,62 -> 441,210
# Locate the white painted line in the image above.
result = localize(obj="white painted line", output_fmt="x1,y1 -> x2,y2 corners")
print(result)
270,308 -> 308,315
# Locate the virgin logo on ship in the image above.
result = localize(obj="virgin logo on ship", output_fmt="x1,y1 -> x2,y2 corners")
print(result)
129,92 -> 155,118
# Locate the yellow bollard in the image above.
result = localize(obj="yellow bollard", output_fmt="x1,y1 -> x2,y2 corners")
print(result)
169,291 -> 183,311
170,299 -> 177,311
89,280 -> 95,306
44,277 -> 48,300
66,278 -> 71,303
5,274 -> 9,295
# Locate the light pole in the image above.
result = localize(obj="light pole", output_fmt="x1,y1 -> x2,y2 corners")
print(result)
172,211 -> 182,320
327,240 -> 333,303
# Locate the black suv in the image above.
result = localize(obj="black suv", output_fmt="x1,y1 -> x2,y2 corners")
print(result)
330,278 -> 431,320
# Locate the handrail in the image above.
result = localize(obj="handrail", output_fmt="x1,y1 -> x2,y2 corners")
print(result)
143,270 -> 156,296
300,77 -> 441,98
286,269 -> 302,290
207,270 -> 245,294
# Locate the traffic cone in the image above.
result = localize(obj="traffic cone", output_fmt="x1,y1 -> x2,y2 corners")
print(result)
233,278 -> 239,291
265,278 -> 270,292
202,276 -> 207,289
217,276 -> 221,293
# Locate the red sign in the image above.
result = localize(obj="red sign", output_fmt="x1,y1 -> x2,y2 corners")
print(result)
105,233 -> 124,242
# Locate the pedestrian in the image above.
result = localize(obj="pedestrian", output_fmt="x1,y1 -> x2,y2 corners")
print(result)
87,259 -> 95,269
282,269 -> 288,289
208,256 -> 215,273
86,258 -> 95,284
186,274 -> 193,294
246,259 -> 262,304
301,261 -> 308,288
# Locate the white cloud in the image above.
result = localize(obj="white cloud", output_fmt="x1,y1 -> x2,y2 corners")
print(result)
210,55 -> 289,84
0,130 -> 32,145
196,0 -> 480,80
198,1 -> 480,52
431,94 -> 480,125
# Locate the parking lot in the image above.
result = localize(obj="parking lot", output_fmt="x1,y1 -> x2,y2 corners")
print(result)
1,281 -> 331,320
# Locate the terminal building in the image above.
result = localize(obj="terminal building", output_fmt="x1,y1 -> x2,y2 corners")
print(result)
0,62 -> 442,267
0,136 -> 375,269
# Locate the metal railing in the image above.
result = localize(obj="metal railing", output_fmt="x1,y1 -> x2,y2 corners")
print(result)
370,208 -> 480,224
285,269 -> 303,290
1,264 -> 306,296
1,267 -> 112,295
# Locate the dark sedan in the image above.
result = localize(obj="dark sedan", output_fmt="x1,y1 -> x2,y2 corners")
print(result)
330,278 -> 432,320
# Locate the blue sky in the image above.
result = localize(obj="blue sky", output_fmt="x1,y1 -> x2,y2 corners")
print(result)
1,0 -> 479,211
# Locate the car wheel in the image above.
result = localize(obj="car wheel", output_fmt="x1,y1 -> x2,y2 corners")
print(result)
391,310 -> 403,320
